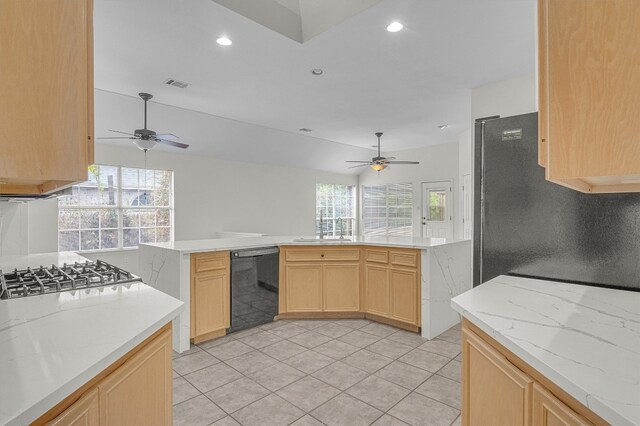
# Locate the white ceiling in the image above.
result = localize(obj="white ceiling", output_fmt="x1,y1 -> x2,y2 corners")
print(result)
93,0 -> 535,156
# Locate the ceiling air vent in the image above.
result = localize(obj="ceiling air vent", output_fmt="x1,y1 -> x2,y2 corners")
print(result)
164,78 -> 190,89
299,128 -> 313,132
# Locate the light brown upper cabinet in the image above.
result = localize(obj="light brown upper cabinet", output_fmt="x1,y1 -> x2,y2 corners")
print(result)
538,0 -> 640,193
0,0 -> 94,195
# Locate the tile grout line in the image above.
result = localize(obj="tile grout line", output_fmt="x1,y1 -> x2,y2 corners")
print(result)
174,320 -> 462,426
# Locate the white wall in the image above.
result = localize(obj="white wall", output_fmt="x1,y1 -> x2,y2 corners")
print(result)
471,73 -> 536,121
359,141 -> 460,238
1,144 -> 356,273
457,128 -> 472,238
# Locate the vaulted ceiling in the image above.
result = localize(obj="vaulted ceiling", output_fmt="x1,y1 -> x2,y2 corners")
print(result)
93,0 -> 535,170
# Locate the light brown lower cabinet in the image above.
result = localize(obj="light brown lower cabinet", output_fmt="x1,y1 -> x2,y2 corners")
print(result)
190,251 -> 230,344
364,264 -> 390,317
38,324 -> 172,426
284,263 -> 323,312
462,321 -> 602,426
280,246 -> 420,331
322,263 -> 360,311
462,326 -> 534,426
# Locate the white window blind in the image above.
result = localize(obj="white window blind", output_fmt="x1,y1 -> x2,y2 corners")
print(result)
316,183 -> 356,237
362,183 -> 413,237
58,165 -> 173,252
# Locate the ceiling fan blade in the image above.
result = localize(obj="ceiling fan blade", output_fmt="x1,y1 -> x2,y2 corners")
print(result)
155,133 -> 180,141
96,137 -> 136,140
156,138 -> 189,149
385,161 -> 420,164
108,129 -> 137,136
348,163 -> 371,169
345,160 -> 371,163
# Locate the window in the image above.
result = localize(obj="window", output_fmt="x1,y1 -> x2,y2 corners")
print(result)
58,165 -> 173,252
316,183 -> 356,237
362,183 -> 413,237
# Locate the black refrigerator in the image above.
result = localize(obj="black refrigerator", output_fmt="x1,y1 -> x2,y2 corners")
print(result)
473,112 -> 640,291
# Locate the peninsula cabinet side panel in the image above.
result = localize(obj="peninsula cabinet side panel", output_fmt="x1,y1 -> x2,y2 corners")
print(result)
462,328 -> 533,426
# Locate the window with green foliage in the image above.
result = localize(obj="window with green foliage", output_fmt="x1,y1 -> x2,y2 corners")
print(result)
58,165 -> 173,252
362,183 -> 413,237
316,183 -> 356,237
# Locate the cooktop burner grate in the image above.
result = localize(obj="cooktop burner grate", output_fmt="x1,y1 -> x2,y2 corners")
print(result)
0,260 -> 141,300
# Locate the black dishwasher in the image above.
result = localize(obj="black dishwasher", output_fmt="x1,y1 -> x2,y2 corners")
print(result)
229,246 -> 279,333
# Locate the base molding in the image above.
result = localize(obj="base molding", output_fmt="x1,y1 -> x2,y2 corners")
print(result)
191,328 -> 226,344
276,311 -> 420,333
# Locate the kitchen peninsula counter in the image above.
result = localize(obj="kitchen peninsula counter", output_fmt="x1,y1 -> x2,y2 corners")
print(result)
140,236 -> 471,352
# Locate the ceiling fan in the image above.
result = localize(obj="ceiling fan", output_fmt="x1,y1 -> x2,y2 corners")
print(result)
97,93 -> 189,151
347,132 -> 419,171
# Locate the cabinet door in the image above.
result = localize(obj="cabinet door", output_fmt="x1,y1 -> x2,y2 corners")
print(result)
533,384 -> 592,426
389,268 -> 419,325
462,328 -> 533,426
0,0 -> 93,192
285,264 -> 323,312
46,388 -> 99,426
365,264 -> 389,317
98,329 -> 172,426
543,0 -> 640,193
323,263 -> 360,312
193,269 -> 230,336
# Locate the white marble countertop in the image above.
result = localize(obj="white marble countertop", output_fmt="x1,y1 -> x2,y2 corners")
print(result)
141,235 -> 467,254
0,254 -> 184,426
451,275 -> 640,426
0,251 -> 89,271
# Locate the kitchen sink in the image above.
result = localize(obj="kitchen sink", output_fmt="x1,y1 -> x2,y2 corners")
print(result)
292,238 -> 352,243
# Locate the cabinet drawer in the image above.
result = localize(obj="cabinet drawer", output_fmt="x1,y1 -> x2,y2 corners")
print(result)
365,249 -> 388,264
390,250 -> 418,268
285,248 -> 360,262
193,252 -> 229,272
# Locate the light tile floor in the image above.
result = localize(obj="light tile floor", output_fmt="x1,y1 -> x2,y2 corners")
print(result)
172,319 -> 462,426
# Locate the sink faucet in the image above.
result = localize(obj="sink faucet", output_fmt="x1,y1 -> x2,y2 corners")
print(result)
319,211 -> 324,239
337,217 -> 345,240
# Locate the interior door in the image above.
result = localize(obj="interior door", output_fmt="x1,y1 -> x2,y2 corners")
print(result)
422,181 -> 453,238
462,174 -> 472,240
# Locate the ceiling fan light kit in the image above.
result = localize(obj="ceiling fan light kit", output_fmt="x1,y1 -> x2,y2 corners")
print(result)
97,92 -> 190,151
346,132 -> 419,172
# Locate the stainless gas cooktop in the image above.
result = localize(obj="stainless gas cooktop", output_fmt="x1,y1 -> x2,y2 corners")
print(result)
0,260 -> 141,300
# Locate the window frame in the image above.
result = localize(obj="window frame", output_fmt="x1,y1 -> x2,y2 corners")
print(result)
315,183 -> 357,238
57,165 -> 174,253
360,182 -> 413,237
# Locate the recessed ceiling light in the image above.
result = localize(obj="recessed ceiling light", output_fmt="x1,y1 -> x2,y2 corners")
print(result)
438,124 -> 450,130
216,36 -> 232,46
386,22 -> 403,32
311,69 -> 324,76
